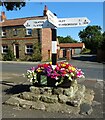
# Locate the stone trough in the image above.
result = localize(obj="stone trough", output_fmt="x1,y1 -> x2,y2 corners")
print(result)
5,82 -> 95,115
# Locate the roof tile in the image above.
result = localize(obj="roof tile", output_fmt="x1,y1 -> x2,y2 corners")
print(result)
0,16 -> 47,27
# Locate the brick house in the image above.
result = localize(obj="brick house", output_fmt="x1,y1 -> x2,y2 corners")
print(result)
58,43 -> 85,60
0,6 -> 52,61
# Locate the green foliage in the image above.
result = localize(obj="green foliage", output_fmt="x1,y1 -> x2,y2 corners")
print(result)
99,32 -> 105,50
32,43 -> 42,61
57,35 -> 77,43
3,48 -> 15,61
78,25 -> 103,54
0,1 -> 26,11
81,48 -> 91,54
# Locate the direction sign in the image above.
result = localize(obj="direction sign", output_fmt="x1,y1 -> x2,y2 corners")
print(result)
24,19 -> 56,29
24,17 -> 90,29
58,17 -> 90,28
46,10 -> 58,27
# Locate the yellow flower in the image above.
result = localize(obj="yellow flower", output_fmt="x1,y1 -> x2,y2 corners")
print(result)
71,67 -> 76,71
37,69 -> 42,72
37,68 -> 42,72
68,66 -> 72,70
61,63 -> 66,67
50,62 -> 52,65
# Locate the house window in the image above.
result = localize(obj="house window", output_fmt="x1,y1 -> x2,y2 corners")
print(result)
26,29 -> 32,36
2,29 -> 6,37
25,44 -> 33,54
13,29 -> 18,36
2,45 -> 8,54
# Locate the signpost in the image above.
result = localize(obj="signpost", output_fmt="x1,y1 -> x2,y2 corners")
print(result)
24,19 -> 55,29
24,9 -> 90,66
46,10 -> 58,27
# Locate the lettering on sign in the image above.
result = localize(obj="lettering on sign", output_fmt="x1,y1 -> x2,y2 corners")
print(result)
46,10 -> 58,27
58,17 -> 90,28
24,19 -> 56,29
24,13 -> 90,29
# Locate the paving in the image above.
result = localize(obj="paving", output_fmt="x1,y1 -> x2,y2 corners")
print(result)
1,75 -> 104,119
0,57 -> 105,119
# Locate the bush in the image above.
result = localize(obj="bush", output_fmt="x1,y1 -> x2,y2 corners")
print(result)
3,48 -> 15,61
31,43 -> 42,61
81,48 -> 91,54
32,49 -> 42,61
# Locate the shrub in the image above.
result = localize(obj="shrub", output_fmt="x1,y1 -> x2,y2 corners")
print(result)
31,43 -> 42,61
3,48 -> 15,61
81,48 -> 91,54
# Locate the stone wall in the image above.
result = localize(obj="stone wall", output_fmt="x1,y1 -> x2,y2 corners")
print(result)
1,26 -> 52,61
5,82 -> 95,115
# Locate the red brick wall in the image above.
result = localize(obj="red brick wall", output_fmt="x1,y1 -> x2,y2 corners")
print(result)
41,28 -> 52,61
59,49 -> 63,58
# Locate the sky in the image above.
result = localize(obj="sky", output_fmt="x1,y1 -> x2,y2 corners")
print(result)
0,1 -> 103,42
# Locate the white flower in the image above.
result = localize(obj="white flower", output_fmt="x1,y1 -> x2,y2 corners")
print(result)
55,82 -> 59,86
68,76 -> 72,81
51,65 -> 56,70
71,72 -> 74,76
65,74 -> 69,77
30,78 -> 33,83
55,77 -> 59,80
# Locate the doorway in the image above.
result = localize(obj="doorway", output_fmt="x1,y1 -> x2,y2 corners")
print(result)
14,44 -> 19,59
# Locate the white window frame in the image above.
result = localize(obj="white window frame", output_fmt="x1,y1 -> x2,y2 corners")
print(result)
2,30 -> 6,37
1,45 -> 8,54
26,29 -> 32,36
13,29 -> 18,36
25,44 -> 33,54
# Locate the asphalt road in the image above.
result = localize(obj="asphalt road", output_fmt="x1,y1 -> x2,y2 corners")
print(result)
2,57 -> 104,81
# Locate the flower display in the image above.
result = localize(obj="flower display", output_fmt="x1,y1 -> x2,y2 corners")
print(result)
25,62 -> 85,86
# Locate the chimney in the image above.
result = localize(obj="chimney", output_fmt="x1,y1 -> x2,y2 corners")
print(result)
43,5 -> 48,16
1,12 -> 6,22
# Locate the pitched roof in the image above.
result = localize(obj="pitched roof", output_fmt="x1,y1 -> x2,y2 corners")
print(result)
0,16 -> 47,27
59,43 -> 85,48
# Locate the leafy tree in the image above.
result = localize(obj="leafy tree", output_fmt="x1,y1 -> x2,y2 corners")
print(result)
0,1 -> 26,11
99,31 -> 105,50
57,35 -> 77,43
78,25 -> 103,53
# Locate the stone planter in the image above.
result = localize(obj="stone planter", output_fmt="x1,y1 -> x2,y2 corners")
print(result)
33,72 -> 47,87
58,77 -> 72,88
35,73 -> 56,87
47,77 -> 56,87
35,73 -> 75,88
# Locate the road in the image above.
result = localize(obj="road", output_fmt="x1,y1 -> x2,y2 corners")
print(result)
2,58 -> 104,81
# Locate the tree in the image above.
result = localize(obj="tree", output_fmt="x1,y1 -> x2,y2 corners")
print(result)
0,1 -> 26,11
78,25 -> 103,53
57,35 -> 77,43
99,32 -> 105,50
